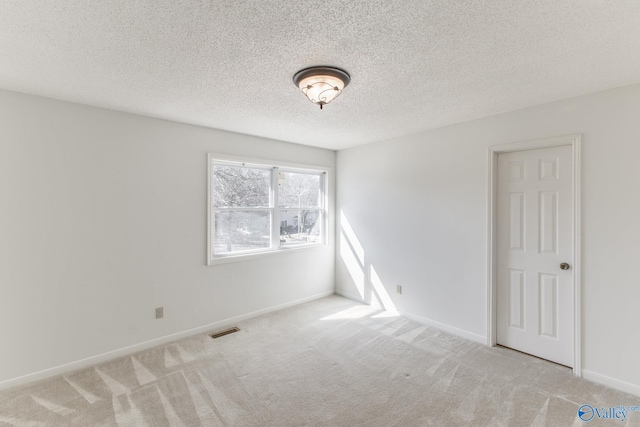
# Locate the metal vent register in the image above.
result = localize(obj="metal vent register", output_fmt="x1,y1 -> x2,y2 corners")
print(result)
209,327 -> 240,339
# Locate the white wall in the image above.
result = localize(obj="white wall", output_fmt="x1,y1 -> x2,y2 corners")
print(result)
0,90 -> 335,386
336,83 -> 640,395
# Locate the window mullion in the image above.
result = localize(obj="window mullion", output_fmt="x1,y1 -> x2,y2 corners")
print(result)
271,167 -> 280,249
213,207 -> 272,212
281,206 -> 320,210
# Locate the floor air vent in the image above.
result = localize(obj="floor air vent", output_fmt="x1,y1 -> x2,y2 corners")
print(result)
209,327 -> 240,339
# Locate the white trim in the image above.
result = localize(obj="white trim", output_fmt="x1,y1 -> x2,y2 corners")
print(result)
402,312 -> 486,344
335,289 -> 367,302
486,134 -> 582,376
486,146 -> 497,347
572,139 -> 582,376
0,290 -> 334,391
582,370 -> 640,398
208,243 -> 329,265
209,152 -> 332,172
335,290 -> 486,344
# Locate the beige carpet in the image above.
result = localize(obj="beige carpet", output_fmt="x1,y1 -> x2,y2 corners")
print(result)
0,295 -> 637,426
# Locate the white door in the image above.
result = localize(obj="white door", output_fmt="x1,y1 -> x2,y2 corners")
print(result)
496,145 -> 573,367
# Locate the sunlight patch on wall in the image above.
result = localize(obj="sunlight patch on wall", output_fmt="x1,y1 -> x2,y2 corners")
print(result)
338,209 -> 399,317
370,264 -> 398,314
340,211 -> 365,265
340,230 -> 365,298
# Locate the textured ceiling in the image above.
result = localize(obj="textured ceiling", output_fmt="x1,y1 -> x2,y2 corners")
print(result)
2,1 -> 640,150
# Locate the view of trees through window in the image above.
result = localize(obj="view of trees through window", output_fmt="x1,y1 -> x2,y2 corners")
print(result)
211,161 -> 324,257
278,171 -> 322,247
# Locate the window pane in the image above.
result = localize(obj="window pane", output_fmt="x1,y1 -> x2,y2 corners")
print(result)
278,171 -> 321,208
213,210 -> 271,254
213,164 -> 271,208
280,210 -> 321,246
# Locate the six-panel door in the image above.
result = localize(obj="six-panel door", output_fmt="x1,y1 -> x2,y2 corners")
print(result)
496,145 -> 573,367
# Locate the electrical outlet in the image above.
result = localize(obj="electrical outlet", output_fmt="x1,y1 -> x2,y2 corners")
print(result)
396,285 -> 402,295
155,307 -> 163,319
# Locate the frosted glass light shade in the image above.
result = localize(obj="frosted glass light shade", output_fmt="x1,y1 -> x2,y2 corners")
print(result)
293,66 -> 350,109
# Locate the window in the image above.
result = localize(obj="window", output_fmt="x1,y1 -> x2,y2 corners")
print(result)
208,157 -> 326,263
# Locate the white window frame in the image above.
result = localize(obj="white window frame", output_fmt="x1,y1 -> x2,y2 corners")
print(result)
207,154 -> 328,265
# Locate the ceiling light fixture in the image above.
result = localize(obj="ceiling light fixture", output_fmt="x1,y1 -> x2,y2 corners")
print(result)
293,66 -> 350,109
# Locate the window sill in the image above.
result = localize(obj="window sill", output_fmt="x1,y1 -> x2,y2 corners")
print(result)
208,243 -> 328,266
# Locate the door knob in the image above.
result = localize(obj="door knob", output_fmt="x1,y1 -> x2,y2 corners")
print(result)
560,263 -> 570,270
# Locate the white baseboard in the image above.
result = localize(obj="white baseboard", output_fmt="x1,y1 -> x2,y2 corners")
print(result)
0,290 -> 334,391
401,311 -> 486,344
582,369 -> 640,398
334,289 -> 366,302
334,290 -> 486,344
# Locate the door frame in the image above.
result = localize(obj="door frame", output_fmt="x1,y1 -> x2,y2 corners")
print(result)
486,134 -> 582,376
